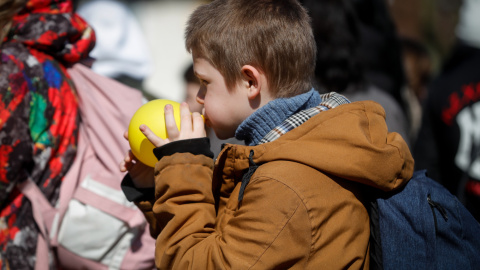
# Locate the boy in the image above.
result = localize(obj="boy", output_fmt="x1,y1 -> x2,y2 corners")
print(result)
120,0 -> 414,269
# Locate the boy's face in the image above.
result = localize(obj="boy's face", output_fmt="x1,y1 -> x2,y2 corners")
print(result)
193,57 -> 252,140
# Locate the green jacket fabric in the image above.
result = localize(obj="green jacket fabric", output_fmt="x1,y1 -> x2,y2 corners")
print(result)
134,100 -> 414,269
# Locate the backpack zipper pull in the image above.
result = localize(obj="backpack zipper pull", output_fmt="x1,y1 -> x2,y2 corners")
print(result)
428,194 -> 449,222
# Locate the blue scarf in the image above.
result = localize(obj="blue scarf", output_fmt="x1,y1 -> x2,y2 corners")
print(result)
235,89 -> 322,146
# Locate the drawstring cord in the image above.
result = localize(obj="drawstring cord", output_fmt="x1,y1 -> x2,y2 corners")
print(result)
238,150 -> 259,203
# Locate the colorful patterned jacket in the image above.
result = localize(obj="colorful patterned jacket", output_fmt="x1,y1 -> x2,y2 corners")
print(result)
0,0 -> 95,268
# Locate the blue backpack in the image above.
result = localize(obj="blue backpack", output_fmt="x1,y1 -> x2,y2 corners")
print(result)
368,170 -> 480,270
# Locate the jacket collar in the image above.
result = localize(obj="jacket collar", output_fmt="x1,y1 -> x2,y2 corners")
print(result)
258,92 -> 350,144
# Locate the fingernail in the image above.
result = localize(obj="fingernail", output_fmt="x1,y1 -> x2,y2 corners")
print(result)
139,124 -> 146,131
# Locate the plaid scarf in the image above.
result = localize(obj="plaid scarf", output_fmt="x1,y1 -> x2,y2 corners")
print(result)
258,92 -> 350,144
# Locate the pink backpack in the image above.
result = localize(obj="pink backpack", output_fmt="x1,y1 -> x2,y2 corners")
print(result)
17,64 -> 156,269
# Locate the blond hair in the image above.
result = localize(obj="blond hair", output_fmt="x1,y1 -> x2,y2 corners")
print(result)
185,0 -> 316,98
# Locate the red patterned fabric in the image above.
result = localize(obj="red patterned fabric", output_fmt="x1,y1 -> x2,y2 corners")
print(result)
0,1 -> 95,268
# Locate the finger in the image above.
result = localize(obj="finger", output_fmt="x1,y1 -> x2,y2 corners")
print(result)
140,124 -> 165,147
120,160 -> 127,172
123,130 -> 129,141
120,159 -> 134,172
120,151 -> 132,172
125,149 -> 136,162
192,112 -> 206,137
179,102 -> 193,134
164,104 -> 180,139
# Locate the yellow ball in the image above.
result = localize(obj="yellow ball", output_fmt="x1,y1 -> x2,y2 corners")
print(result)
128,99 -> 181,167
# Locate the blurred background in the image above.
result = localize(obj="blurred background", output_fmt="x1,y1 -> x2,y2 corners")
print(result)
74,0 -> 462,103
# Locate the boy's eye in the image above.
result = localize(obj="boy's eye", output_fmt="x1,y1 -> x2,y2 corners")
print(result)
199,79 -> 208,86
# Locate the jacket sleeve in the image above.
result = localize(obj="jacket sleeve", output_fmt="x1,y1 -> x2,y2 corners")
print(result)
151,155 -> 316,269
121,174 -> 159,236
121,138 -> 214,238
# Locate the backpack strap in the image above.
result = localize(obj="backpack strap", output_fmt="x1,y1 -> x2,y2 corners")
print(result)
73,182 -> 145,228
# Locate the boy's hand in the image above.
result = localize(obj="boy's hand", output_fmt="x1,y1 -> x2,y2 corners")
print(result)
120,131 -> 155,188
119,102 -> 205,188
140,102 -> 206,148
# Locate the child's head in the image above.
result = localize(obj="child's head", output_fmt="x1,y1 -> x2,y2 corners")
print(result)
185,0 -> 316,98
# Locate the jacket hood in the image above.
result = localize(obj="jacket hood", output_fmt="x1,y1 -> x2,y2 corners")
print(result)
221,101 -> 414,192
7,0 -> 95,64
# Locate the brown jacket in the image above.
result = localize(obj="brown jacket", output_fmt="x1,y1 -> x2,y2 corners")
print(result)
135,101 -> 414,269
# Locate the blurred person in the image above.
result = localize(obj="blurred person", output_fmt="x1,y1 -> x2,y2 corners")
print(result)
351,0 -> 409,116
401,37 -> 432,105
183,63 -> 242,158
183,63 -> 204,114
414,0 -> 480,221
301,0 -> 411,146
0,0 -> 95,268
400,37 -> 433,143
76,0 -> 155,100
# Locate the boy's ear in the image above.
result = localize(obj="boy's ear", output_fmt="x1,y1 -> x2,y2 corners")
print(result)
241,65 -> 263,100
